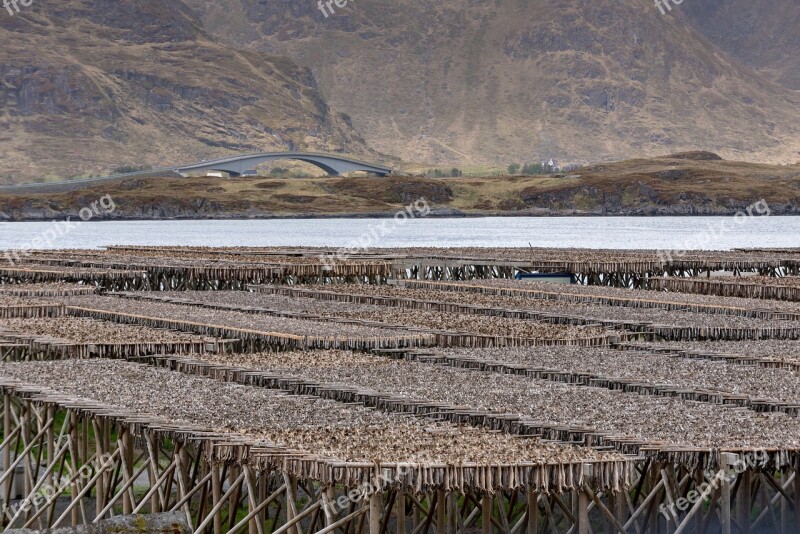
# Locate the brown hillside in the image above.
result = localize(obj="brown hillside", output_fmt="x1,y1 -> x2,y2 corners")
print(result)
186,0 -> 800,166
2,155 -> 798,220
683,1 -> 800,90
0,0 -> 373,182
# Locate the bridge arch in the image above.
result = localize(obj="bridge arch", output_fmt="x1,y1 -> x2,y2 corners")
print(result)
176,152 -> 391,177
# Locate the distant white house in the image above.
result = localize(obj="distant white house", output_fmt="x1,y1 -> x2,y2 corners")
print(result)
541,159 -> 561,172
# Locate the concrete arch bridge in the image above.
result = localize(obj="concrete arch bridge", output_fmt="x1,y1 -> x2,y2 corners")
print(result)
177,152 -> 392,177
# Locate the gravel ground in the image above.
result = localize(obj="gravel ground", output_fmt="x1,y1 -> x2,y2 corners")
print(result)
0,360 -> 620,466
186,350 -> 800,451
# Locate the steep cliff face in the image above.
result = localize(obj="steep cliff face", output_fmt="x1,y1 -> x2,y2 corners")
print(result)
186,0 -> 800,166
0,0 -> 371,182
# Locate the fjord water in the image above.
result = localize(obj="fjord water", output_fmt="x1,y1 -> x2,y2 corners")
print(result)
2,217 -> 800,251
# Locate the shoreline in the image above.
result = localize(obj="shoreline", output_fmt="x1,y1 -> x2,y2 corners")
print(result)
3,210 -> 800,223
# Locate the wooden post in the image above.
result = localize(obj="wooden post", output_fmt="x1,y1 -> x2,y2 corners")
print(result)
248,468 -> 257,534
436,489 -> 446,534
326,486 -> 337,529
578,464 -> 593,534
81,418 -> 89,472
369,493 -> 381,534
147,435 -> 160,513
2,394 -> 10,528
737,469 -> 751,534
447,492 -> 458,534
794,463 -> 800,534
527,490 -> 539,534
22,402 -> 31,524
396,490 -> 407,534
720,454 -> 733,534
70,413 -> 80,527
122,425 -> 134,515
780,475 -> 789,534
47,406 -> 55,492
286,474 -> 298,534
94,419 -> 106,517
695,468 -> 704,534
212,464 -> 222,534
577,488 -> 589,534
482,495 -> 492,534
259,472 -> 268,530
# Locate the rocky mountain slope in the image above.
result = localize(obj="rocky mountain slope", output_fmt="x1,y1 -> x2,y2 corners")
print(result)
0,0 -> 371,182
186,0 -> 800,166
683,0 -> 800,90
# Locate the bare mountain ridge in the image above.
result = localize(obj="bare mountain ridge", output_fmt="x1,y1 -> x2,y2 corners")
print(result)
0,0 -> 372,182
186,0 -> 800,166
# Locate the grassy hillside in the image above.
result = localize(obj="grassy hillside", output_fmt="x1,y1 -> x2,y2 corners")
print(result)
2,154 -> 799,220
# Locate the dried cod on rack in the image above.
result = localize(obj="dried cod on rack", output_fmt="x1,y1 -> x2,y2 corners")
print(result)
103,291 -> 616,348
1,359 -> 795,534
650,276 -> 800,302
0,317 -> 232,360
248,283 -> 800,341
60,296 -> 433,351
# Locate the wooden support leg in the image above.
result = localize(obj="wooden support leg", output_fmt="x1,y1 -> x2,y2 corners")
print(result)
528,491 -> 539,534
720,456 -> 733,534
577,488 -> 589,534
447,492 -> 457,534
212,464 -> 222,534
780,476 -> 789,534
794,466 -> 800,534
286,474 -> 299,534
122,426 -> 134,516
397,490 -> 407,534
370,493 -> 381,534
482,495 -> 492,534
259,472 -> 268,530
70,413 -> 80,527
2,393 -> 10,528
437,489 -> 446,534
22,402 -> 32,525
737,470 -> 752,534
326,486 -> 337,529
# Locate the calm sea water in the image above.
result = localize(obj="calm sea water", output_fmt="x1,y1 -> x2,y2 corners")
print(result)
1,217 -> 799,250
